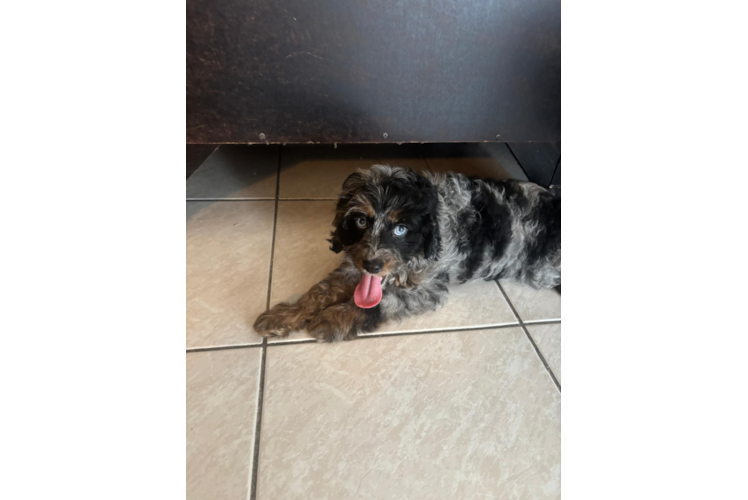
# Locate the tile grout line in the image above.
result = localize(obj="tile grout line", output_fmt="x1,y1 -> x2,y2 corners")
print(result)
187,322 -> 524,353
248,340 -> 266,500
248,148 -> 282,500
187,198 -> 275,202
267,322 -> 523,345
185,317 -> 557,354
187,343 -> 263,353
278,198 -> 338,201
356,321 -> 519,339
494,280 -> 561,392
186,198 -> 337,202
265,153 -> 282,312
523,318 -> 562,326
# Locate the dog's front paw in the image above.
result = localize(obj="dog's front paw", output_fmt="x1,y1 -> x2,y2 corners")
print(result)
307,304 -> 360,342
253,303 -> 303,338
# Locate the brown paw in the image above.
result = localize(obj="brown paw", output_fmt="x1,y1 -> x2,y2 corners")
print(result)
307,304 -> 360,342
253,303 -> 303,337
306,317 -> 336,342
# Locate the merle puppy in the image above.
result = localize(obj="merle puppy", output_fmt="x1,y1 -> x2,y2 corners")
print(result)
254,165 -> 560,341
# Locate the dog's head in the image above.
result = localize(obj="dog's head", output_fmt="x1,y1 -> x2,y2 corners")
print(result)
329,165 -> 441,280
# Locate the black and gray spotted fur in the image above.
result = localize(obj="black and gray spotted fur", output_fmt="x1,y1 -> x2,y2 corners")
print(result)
254,165 -> 560,341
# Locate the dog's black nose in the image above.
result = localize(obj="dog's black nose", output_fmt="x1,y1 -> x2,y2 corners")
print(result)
363,259 -> 383,274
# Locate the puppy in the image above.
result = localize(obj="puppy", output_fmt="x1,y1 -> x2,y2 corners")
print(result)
254,165 -> 560,341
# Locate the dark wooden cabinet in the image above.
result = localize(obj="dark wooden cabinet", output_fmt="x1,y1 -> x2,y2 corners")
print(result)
187,0 -> 560,146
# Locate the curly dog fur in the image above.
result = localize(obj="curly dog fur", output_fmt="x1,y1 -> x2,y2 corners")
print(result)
255,165 -> 560,341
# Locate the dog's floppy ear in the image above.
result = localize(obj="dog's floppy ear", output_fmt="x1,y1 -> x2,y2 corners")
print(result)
328,223 -> 344,253
341,171 -> 366,192
328,172 -> 365,253
328,205 -> 348,253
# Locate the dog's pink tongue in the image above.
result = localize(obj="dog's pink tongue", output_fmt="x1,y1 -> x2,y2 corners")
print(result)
353,274 -> 382,309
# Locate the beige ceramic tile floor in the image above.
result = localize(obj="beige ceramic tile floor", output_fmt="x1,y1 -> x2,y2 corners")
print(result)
187,349 -> 262,500
186,145 -> 561,499
187,201 -> 275,348
500,279 -> 561,323
259,329 -> 560,499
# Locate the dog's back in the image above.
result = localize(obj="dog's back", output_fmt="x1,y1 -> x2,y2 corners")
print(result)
431,172 -> 561,288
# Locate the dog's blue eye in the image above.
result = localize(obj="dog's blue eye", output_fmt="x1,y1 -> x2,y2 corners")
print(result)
394,224 -> 407,236
355,217 -> 367,229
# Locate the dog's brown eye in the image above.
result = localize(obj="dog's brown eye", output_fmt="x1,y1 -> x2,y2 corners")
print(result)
355,217 -> 367,229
